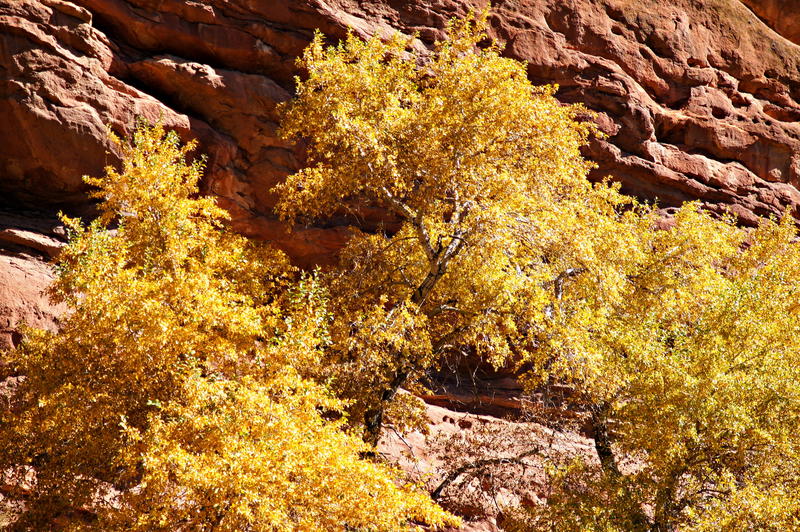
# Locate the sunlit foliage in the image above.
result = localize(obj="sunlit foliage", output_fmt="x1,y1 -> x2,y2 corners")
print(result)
278,8 -> 800,530
3,5 -> 798,529
0,123 -> 456,531
512,209 -> 800,530
276,8 -> 644,445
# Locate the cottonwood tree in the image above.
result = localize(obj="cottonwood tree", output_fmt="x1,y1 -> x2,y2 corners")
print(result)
425,207 -> 800,530
511,208 -> 800,530
276,9 -> 646,445
279,9 -> 800,530
0,123 -> 455,531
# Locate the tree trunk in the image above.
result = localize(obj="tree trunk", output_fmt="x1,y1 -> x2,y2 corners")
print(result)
362,229 -> 464,446
590,404 -> 652,530
363,367 -> 410,446
591,406 -> 621,477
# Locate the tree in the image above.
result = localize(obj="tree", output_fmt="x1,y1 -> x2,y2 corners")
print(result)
278,9 -> 800,529
419,205 -> 800,531
0,123 -> 456,531
276,8 -> 645,446
510,207 -> 800,530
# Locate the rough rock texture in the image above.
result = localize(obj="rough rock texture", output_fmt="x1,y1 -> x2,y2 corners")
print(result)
379,400 -> 595,531
0,210 -> 65,352
741,0 -> 800,46
0,253 -> 60,351
4,0 -> 800,265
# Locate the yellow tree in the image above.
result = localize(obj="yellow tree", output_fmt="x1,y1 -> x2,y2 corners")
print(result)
276,9 -> 646,445
425,206 -> 800,531
510,208 -> 800,531
278,9 -> 800,529
0,123 -> 455,531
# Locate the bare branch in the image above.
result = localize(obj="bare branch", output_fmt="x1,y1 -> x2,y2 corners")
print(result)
431,448 -> 541,500
380,187 -> 436,262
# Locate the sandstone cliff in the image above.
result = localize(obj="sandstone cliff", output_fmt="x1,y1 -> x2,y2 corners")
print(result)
4,0 -> 800,262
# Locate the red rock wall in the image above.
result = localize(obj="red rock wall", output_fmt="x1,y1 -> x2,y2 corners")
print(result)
741,0 -> 800,45
3,0 -> 800,264
0,209 -> 65,352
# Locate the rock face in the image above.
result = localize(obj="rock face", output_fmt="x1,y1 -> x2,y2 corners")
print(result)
741,0 -> 800,46
0,252 -> 60,352
379,400 -> 596,531
0,210 -> 65,352
3,0 -> 800,264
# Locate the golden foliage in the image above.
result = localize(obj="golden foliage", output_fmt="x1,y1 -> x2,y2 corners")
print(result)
278,8 -> 800,529
277,8 -> 643,444
517,210 -> 800,530
4,6 -> 799,530
0,123 -> 456,530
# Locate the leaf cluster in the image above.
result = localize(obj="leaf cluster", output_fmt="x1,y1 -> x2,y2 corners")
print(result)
0,123 -> 456,531
277,8 -> 643,443
276,9 -> 800,530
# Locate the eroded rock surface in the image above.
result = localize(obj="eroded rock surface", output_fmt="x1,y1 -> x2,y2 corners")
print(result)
3,0 -> 800,264
380,400 -> 596,531
0,253 -> 59,351
0,210 -> 65,351
741,0 -> 800,46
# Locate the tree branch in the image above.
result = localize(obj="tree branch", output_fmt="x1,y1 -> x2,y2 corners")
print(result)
431,448 -> 541,500
380,187 -> 435,262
